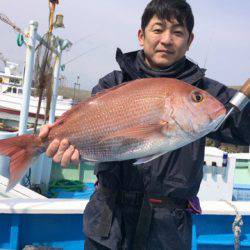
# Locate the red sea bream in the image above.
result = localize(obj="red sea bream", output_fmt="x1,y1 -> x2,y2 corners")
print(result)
0,78 -> 226,189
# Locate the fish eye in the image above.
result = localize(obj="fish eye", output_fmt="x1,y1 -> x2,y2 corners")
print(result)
191,91 -> 203,103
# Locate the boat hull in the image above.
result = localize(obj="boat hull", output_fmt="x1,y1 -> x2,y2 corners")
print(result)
0,199 -> 249,250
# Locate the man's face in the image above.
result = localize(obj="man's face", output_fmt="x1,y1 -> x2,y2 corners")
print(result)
138,15 -> 194,69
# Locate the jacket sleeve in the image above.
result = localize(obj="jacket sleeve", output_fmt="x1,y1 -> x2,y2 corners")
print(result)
91,70 -> 124,95
199,78 -> 250,145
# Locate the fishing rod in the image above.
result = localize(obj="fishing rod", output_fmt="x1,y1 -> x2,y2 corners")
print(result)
215,79 -> 250,130
64,44 -> 103,66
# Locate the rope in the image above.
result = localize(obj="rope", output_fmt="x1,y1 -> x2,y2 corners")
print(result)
48,179 -> 85,198
221,200 -> 244,250
48,0 -> 59,33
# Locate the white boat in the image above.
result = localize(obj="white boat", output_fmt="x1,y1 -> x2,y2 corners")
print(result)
0,62 -> 73,120
0,83 -> 73,119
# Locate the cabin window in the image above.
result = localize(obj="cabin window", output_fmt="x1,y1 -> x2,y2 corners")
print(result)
13,88 -> 17,94
10,77 -> 20,84
18,89 -> 23,94
0,77 -> 2,83
7,87 -> 12,92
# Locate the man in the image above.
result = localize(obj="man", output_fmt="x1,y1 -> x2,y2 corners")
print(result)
40,0 -> 250,249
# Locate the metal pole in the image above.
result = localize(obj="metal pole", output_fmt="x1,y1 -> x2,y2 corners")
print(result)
39,47 -> 61,193
73,75 -> 80,103
18,21 -> 38,135
73,82 -> 76,102
77,75 -> 80,101
49,47 -> 61,124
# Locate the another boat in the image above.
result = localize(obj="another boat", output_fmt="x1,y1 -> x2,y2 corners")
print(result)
0,62 -> 73,121
0,83 -> 73,119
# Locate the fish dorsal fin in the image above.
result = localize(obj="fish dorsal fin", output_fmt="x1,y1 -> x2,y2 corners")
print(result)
133,152 -> 167,165
91,81 -> 130,99
53,80 -> 135,126
53,101 -> 85,126
99,123 -> 165,144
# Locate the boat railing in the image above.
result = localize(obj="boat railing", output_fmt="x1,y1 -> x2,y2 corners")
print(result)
0,198 -> 247,215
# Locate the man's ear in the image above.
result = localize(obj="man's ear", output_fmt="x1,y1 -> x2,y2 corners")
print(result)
138,29 -> 145,47
187,33 -> 194,49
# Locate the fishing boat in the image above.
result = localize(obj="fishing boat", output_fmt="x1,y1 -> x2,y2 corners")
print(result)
0,6 -> 250,250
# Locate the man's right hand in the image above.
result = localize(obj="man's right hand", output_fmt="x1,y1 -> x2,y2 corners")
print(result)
39,124 -> 80,167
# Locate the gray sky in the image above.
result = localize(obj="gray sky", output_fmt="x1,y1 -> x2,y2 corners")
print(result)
1,0 -> 250,90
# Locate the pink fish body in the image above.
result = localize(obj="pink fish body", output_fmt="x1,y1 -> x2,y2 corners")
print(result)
0,78 -> 226,190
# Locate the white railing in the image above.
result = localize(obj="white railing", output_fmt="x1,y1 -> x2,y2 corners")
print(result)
198,147 -> 237,201
0,199 -> 249,216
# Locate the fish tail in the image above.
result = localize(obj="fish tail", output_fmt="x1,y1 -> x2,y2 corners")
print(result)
0,134 -> 43,191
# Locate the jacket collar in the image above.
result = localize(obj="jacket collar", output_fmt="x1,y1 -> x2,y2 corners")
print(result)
115,48 -> 205,85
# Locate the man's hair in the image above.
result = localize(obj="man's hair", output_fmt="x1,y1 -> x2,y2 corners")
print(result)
141,0 -> 194,34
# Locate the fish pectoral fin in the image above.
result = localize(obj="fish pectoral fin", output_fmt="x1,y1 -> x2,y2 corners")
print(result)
133,152 -> 167,165
82,158 -> 98,163
99,123 -> 165,144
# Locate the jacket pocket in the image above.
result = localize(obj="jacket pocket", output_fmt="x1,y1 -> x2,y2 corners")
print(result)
83,190 -> 116,238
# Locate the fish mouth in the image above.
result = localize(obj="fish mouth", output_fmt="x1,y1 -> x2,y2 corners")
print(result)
209,113 -> 226,130
195,113 -> 226,138
209,107 -> 227,121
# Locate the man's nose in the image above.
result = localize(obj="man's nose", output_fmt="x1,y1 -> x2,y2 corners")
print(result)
160,31 -> 173,45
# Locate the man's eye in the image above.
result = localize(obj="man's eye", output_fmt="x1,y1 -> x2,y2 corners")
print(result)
153,29 -> 163,33
174,31 -> 183,36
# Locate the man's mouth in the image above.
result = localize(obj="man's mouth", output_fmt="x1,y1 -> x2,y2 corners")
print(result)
156,50 -> 175,55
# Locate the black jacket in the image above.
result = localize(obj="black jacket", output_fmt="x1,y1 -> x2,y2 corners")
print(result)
84,49 -> 250,250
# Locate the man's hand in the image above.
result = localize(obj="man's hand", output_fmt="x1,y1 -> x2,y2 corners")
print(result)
39,124 -> 80,167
